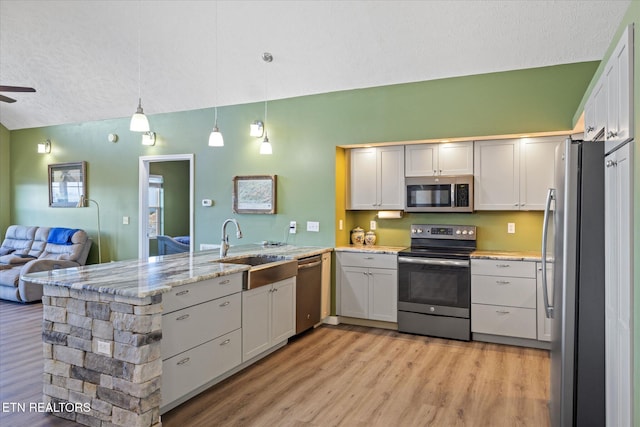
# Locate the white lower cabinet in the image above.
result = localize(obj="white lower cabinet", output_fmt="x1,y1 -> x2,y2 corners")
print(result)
471,259 -> 538,341
536,262 -> 552,342
162,329 -> 241,406
338,252 -> 397,322
161,273 -> 243,409
242,277 -> 296,362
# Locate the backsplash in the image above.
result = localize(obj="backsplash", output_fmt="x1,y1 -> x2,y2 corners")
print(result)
343,210 -> 544,252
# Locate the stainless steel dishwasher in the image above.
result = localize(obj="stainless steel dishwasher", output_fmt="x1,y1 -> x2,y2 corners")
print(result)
296,255 -> 322,334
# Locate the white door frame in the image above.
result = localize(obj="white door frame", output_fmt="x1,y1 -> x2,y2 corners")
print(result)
138,154 -> 194,259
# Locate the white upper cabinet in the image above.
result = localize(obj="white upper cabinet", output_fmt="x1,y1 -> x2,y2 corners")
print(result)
347,146 -> 404,210
474,139 -> 520,210
605,24 -> 634,153
474,136 -> 562,210
584,76 -> 607,141
405,141 -> 473,176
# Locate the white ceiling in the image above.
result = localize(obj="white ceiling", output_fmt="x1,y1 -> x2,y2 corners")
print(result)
0,0 -> 630,131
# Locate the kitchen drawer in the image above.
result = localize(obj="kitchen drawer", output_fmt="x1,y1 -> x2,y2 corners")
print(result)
338,252 -> 397,269
471,303 -> 536,339
471,259 -> 536,278
162,292 -> 241,359
162,328 -> 242,407
471,275 -> 536,308
163,273 -> 243,314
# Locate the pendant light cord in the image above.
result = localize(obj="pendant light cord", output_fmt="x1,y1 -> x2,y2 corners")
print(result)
214,0 -> 219,127
264,56 -> 269,135
137,1 -> 142,102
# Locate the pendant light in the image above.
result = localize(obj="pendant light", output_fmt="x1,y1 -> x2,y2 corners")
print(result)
130,3 -> 150,132
260,52 -> 273,155
208,1 -> 224,147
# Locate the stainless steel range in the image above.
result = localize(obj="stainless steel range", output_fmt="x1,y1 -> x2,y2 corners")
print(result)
397,224 -> 476,341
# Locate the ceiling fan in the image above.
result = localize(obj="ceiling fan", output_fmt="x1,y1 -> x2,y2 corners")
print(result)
0,85 -> 36,103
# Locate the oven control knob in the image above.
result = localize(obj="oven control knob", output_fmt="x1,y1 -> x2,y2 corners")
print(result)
429,306 -> 435,312
411,228 -> 417,233
416,228 -> 423,234
456,230 -> 461,235
462,230 -> 468,235
469,230 -> 474,235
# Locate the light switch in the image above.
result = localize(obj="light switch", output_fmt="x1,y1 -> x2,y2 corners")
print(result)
123,216 -> 129,225
507,223 -> 516,234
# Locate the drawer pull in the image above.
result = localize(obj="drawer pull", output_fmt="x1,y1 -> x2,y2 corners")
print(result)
218,279 -> 230,285
496,280 -> 511,285
176,314 -> 190,321
496,264 -> 511,268
220,339 -> 231,346
363,257 -> 374,260
495,310 -> 510,315
177,357 -> 191,366
219,301 -> 230,307
175,289 -> 189,296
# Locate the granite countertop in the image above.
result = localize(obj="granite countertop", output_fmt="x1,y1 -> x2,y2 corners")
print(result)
471,250 -> 543,261
334,245 -> 407,254
21,244 -> 333,299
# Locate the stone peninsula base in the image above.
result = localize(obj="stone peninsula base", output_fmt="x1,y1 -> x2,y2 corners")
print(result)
42,285 -> 163,427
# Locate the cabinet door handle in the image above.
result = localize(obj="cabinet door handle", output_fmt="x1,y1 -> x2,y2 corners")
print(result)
495,310 -> 510,315
607,130 -> 618,139
220,339 -> 231,346
175,289 -> 189,296
273,287 -> 278,292
586,126 -> 595,132
606,160 -> 618,168
218,279 -> 230,285
176,314 -> 190,321
177,357 -> 190,366
219,301 -> 230,307
496,280 -> 511,285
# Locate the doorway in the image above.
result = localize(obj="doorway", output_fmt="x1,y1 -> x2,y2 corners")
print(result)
138,154 -> 194,259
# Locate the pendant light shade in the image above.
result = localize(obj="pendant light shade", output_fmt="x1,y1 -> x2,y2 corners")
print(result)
260,134 -> 272,155
130,98 -> 150,132
209,126 -> 224,147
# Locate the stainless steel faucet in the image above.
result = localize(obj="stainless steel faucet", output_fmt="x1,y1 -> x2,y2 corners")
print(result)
220,219 -> 242,257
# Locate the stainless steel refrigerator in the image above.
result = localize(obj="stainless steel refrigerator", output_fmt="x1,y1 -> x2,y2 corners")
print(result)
541,137 -> 605,427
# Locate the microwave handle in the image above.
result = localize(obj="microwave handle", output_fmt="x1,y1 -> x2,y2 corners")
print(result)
451,186 -> 456,208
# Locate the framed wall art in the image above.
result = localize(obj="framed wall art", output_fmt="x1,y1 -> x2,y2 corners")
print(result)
48,161 -> 87,207
232,175 -> 277,214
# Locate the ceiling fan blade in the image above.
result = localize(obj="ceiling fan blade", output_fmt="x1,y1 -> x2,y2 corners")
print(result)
0,94 -> 17,103
0,85 -> 36,93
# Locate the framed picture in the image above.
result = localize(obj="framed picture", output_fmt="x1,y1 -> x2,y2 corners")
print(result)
232,175 -> 277,214
48,161 -> 87,207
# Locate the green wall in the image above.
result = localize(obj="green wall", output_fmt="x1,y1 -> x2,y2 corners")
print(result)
6,62 -> 596,265
0,123 -> 10,235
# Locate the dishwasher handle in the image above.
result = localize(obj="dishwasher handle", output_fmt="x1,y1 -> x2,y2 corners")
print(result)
298,256 -> 322,270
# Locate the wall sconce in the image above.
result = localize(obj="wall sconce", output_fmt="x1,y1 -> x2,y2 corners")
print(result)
37,139 -> 51,154
141,131 -> 156,146
250,120 -> 264,137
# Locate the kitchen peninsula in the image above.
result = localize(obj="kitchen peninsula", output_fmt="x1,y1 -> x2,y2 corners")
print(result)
21,244 -> 332,427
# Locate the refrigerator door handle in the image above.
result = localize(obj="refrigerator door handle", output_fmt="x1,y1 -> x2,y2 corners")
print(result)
541,188 -> 554,318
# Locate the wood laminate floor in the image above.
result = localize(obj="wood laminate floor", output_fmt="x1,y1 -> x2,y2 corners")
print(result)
0,301 -> 550,427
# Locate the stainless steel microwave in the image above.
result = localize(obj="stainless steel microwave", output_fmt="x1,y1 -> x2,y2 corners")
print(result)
405,175 -> 474,212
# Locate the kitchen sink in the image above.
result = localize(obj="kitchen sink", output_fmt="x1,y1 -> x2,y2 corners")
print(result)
219,255 -> 298,289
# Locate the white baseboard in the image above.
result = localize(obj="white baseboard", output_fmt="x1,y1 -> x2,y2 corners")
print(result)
322,316 -> 340,325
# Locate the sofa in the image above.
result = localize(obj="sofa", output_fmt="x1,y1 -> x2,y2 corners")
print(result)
157,235 -> 190,255
0,225 -> 92,303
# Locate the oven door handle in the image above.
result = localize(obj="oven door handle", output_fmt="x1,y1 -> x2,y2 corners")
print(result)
398,256 -> 469,268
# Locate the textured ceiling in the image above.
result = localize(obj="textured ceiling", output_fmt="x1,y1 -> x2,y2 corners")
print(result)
0,0 -> 630,130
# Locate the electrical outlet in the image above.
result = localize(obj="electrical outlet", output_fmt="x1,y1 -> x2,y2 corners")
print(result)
370,220 -> 377,231
307,221 -> 320,232
507,223 -> 516,234
289,221 -> 297,234
122,216 -> 129,225
339,219 -> 343,230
